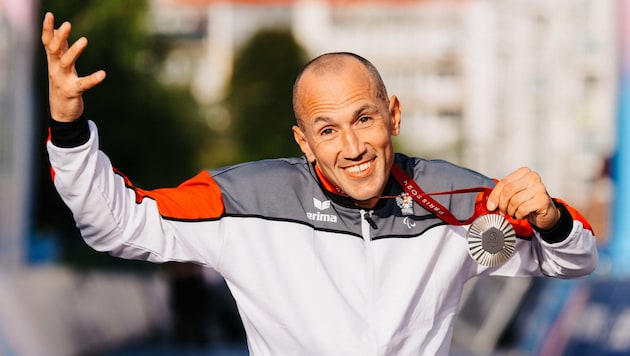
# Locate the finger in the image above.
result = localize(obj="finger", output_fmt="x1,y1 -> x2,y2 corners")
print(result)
503,170 -> 543,214
47,21 -> 72,55
41,12 -> 54,46
504,187 -> 538,219
498,184 -> 528,217
486,184 -> 502,212
487,167 -> 530,211
508,186 -> 557,224
496,169 -> 551,222
59,37 -> 88,69
77,70 -> 107,92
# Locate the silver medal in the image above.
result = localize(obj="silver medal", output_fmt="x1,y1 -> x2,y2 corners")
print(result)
466,214 -> 516,267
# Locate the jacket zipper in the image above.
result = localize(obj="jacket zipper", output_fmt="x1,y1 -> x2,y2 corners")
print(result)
360,209 -> 379,354
362,209 -> 377,236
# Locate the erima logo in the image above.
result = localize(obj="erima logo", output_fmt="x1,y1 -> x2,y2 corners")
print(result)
313,197 -> 331,210
307,197 -> 338,223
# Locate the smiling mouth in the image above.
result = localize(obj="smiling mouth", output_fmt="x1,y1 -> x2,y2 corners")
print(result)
345,160 -> 373,174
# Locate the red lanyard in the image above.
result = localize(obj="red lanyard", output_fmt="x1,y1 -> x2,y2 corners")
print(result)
314,162 -> 533,235
390,163 -> 533,236
390,163 -> 492,226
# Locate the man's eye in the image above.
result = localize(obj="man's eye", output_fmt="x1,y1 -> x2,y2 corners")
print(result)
320,128 -> 334,136
358,116 -> 372,124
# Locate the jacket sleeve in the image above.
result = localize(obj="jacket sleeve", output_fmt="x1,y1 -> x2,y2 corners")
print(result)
482,199 -> 598,279
532,200 -> 598,277
47,119 -> 226,267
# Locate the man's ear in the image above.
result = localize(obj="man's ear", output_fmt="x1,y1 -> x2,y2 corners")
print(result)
293,125 -> 316,163
388,95 -> 402,136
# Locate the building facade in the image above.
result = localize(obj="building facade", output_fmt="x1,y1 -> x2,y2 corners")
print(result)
150,0 -> 616,209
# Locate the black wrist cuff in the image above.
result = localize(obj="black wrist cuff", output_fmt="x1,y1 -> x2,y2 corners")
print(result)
533,201 -> 574,244
49,114 -> 90,148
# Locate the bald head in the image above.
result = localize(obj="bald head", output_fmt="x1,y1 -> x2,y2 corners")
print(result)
292,52 -> 389,126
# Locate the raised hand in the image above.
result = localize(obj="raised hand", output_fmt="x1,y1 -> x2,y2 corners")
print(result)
486,167 -> 561,230
41,12 -> 106,122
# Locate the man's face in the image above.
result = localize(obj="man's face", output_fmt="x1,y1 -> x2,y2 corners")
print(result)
293,60 -> 401,209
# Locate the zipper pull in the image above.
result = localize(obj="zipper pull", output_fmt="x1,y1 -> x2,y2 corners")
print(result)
364,212 -> 378,229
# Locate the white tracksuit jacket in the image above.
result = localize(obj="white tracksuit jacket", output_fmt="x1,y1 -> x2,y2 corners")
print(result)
47,119 -> 598,356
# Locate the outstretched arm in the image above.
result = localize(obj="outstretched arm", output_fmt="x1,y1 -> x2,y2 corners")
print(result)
41,12 -> 106,122
43,12 -> 227,267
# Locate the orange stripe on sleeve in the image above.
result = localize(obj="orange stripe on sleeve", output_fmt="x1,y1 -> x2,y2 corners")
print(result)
553,198 -> 594,233
129,170 -> 225,220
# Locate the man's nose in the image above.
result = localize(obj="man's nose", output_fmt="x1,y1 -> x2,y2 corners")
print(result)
341,129 -> 366,161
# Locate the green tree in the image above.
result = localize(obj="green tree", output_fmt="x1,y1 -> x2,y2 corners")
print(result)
224,28 -> 307,162
35,1 -> 207,266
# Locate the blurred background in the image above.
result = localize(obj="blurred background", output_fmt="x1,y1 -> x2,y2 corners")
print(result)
0,0 -> 629,355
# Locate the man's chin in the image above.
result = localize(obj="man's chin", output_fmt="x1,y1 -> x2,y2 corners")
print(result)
350,195 -> 380,209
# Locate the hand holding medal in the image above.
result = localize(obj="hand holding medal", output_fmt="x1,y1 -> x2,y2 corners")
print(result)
391,164 -> 561,267
470,167 -> 562,266
485,167 -> 562,232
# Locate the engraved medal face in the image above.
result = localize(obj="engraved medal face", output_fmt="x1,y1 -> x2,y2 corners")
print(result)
466,214 -> 516,267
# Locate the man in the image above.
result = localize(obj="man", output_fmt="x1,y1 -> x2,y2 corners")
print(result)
42,12 -> 597,355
